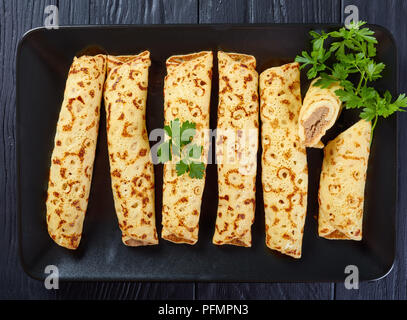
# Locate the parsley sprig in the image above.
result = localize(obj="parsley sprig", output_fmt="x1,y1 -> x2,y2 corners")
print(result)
157,118 -> 205,179
295,21 -> 407,136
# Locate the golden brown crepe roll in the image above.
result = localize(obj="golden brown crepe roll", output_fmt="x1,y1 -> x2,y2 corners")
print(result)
260,62 -> 308,259
46,54 -> 106,249
161,51 -> 213,244
104,51 -> 158,246
318,120 -> 371,240
212,51 -> 259,247
299,78 -> 343,148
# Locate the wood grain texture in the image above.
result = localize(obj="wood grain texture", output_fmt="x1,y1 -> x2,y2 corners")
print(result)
335,0 -> 407,300
59,0 -> 90,25
196,0 -> 340,300
199,0 -> 341,23
89,0 -> 198,24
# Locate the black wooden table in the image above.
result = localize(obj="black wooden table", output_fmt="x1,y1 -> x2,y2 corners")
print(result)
1,0 -> 406,300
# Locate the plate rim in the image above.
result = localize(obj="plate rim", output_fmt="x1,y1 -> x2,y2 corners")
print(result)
16,23 -> 398,283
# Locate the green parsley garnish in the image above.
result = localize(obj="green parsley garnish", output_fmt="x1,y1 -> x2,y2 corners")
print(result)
295,20 -> 407,137
157,118 -> 205,179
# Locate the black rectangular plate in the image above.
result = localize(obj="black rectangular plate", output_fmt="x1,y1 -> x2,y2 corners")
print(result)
17,24 -> 396,282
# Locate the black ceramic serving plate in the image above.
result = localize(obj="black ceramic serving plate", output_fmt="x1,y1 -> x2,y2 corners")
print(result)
17,24 -> 396,282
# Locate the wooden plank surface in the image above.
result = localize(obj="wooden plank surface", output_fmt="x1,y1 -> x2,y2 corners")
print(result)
89,0 -> 198,24
335,0 -> 407,300
0,0 -> 197,299
196,0 -> 341,300
59,0 -> 90,25
199,0 -> 341,23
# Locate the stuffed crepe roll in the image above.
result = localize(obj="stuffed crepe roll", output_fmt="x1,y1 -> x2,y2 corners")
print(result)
104,51 -> 158,246
212,51 -> 259,247
260,62 -> 308,259
298,78 -> 342,148
318,119 -> 371,240
161,51 -> 213,244
46,54 -> 106,249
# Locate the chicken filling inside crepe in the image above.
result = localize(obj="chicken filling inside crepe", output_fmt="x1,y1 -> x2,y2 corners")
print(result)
299,78 -> 343,148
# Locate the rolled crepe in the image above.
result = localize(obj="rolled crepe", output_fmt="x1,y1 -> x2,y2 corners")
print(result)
298,78 -> 342,148
212,51 -> 259,247
161,51 -> 213,244
318,120 -> 371,240
260,62 -> 308,259
46,54 -> 106,249
104,51 -> 158,246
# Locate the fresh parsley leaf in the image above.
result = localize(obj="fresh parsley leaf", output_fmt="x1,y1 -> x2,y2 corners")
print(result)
367,41 -> 376,57
157,119 -> 204,179
189,162 -> 205,179
360,105 -> 377,122
332,63 -> 349,80
360,86 -> 377,101
379,93 -> 407,118
164,124 -> 172,137
355,26 -> 377,44
176,160 -> 189,176
309,30 -> 322,39
314,72 -> 338,88
180,120 -> 196,147
295,51 -> 314,69
329,30 -> 343,38
339,79 -> 355,92
335,88 -> 363,109
170,118 -> 181,147
365,62 -> 385,81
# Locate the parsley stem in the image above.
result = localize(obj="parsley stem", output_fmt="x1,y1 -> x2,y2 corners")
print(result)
370,115 -> 378,143
371,115 -> 378,131
355,71 -> 365,95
